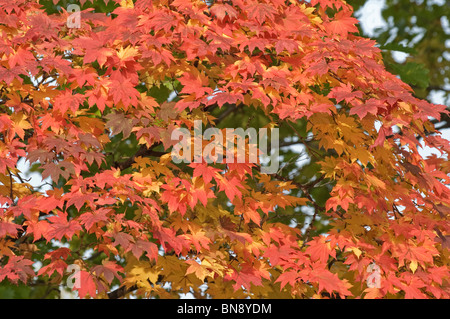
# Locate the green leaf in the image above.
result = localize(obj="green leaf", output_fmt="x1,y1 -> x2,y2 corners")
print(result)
379,43 -> 417,55
388,61 -> 430,89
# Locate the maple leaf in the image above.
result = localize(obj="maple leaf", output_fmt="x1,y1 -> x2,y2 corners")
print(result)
8,47 -> 35,68
9,195 -> 40,220
238,37 -> 270,53
222,228 -> 253,244
363,287 -> 383,299
109,79 -> 140,108
210,3 -> 238,21
274,39 -> 299,54
66,191 -> 98,211
217,175 -> 243,200
182,230 -> 211,252
10,112 -> 32,140
23,220 -> 50,242
147,11 -> 177,33
228,262 -> 268,291
246,3 -> 277,24
105,111 -> 134,139
275,270 -> 300,289
0,221 -> 22,238
179,72 -> 212,98
37,259 -> 68,277
185,259 -> 212,282
53,90 -> 85,114
70,67 -> 98,87
207,91 -> 244,108
43,247 -> 72,261
112,232 -> 134,251
130,239 -> 159,261
47,212 -> 82,241
310,268 -> 353,296
92,260 -> 124,284
157,101 -> 179,121
307,59 -> 329,76
400,276 -> 427,299
78,208 -> 110,231
349,99 -> 381,118
305,236 -> 336,263
0,256 -> 34,284
73,36 -> 114,67
125,257 -> 161,288
0,66 -> 24,85
41,161 -> 76,183
188,162 -> 221,184
328,83 -> 363,104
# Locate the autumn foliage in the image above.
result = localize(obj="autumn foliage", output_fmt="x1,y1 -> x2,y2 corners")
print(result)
0,0 -> 449,299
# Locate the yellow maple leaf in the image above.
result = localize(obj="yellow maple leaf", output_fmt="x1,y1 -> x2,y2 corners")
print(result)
124,257 -> 160,289
11,112 -> 32,139
185,260 -> 210,282
409,260 -> 418,273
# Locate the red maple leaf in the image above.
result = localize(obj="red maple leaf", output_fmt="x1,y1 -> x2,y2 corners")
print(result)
189,162 -> 221,184
130,239 -> 159,261
0,221 -> 22,237
147,11 -> 177,33
92,261 -> 124,285
0,256 -> 34,284
349,98 -> 381,118
210,3 -> 238,21
179,72 -> 213,98
309,268 -> 353,296
217,175 -> 243,200
47,212 -> 82,241
78,208 -> 110,231
207,91 -> 244,108
328,83 -> 363,104
307,59 -> 329,76
305,236 -> 336,263
246,3 -> 277,24
73,36 -> 114,67
109,78 -> 140,108
324,10 -> 359,36
275,270 -> 300,289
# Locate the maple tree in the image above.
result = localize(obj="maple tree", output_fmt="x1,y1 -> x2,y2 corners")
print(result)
0,0 -> 449,299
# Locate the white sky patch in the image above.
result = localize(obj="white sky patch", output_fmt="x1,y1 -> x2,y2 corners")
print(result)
374,120 -> 382,132
282,143 -> 310,170
419,128 -> 450,160
16,157 -> 52,194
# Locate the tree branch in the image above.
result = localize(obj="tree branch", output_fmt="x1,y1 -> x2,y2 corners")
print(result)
107,285 -> 137,299
214,103 -> 238,124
